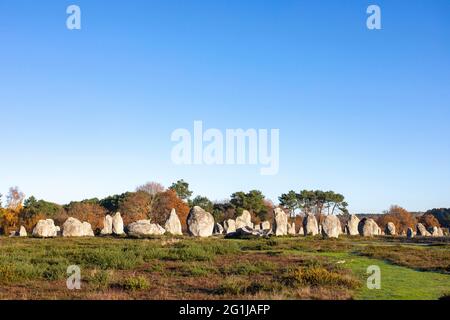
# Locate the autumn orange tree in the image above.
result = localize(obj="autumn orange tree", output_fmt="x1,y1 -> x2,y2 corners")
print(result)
151,189 -> 189,230
418,213 -> 440,229
377,205 -> 417,234
0,187 -> 25,234
64,201 -> 107,232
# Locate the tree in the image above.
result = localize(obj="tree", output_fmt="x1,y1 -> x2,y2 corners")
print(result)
230,190 -> 266,219
118,191 -> 153,225
151,189 -> 190,230
99,193 -> 130,213
169,179 -> 193,201
6,186 -> 25,211
418,214 -> 440,229
425,208 -> 450,228
136,182 -> 165,196
20,196 -> 65,231
212,201 -> 236,223
377,205 -> 417,234
279,191 -> 300,218
64,201 -> 107,232
191,196 -> 214,212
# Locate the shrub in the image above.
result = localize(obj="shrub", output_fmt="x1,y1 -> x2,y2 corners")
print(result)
122,275 -> 150,291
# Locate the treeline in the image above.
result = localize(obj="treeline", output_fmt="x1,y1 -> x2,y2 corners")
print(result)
0,181 -> 448,235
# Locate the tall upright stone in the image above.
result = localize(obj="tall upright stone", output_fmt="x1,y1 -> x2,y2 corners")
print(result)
346,215 -> 360,236
187,206 -> 215,237
416,223 -> 431,236
112,212 -> 125,235
303,213 -> 319,236
236,210 -> 253,229
287,222 -> 296,235
358,218 -> 380,237
385,222 -> 396,236
406,227 -> 414,238
272,207 -> 288,236
100,214 -> 113,235
164,209 -> 183,235
321,215 -> 341,238
223,219 -> 236,234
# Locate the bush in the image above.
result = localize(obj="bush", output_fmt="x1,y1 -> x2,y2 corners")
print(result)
122,275 -> 150,291
282,266 -> 359,289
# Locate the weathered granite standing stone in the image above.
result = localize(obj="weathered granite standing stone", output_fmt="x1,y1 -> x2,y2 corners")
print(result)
346,215 -> 360,236
127,220 -> 165,237
62,217 -> 94,237
18,226 -> 27,237
187,206 -> 215,237
32,219 -> 58,238
298,226 -> 304,236
430,226 -> 444,237
321,215 -> 341,239
260,221 -> 271,230
407,227 -> 414,238
164,209 -> 183,235
112,212 -> 125,235
272,207 -> 288,236
223,219 -> 236,234
303,213 -> 319,236
82,222 -> 95,237
416,223 -> 431,236
358,218 -> 380,237
287,222 -> 296,235
236,210 -> 254,229
254,224 -> 261,230
100,215 -> 113,235
214,223 -> 224,235
385,222 -> 396,236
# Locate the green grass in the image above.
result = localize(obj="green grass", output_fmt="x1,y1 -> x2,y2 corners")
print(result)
0,236 -> 449,300
316,251 -> 450,300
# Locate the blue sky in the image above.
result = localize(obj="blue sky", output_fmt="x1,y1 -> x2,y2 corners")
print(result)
1,0 -> 449,212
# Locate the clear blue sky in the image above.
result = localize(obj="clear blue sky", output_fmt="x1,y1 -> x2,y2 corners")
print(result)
1,0 -> 449,213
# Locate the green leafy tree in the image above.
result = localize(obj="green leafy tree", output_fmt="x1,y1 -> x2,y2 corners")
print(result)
230,190 -> 266,218
191,196 -> 213,212
279,190 -> 300,218
169,179 -> 193,201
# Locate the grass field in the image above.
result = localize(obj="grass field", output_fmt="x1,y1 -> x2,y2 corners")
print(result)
0,235 -> 449,300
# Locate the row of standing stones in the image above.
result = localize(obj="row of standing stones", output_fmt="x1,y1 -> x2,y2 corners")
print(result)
9,206 -> 446,239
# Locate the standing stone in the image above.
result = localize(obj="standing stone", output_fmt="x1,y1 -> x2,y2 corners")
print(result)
223,219 -> 236,234
303,213 -> 319,236
112,212 -> 125,235
407,227 -> 414,238
272,207 -> 288,236
260,221 -> 271,230
385,222 -> 396,236
430,226 -> 444,237
321,215 -> 341,238
187,206 -> 215,237
287,222 -> 296,235
62,217 -> 94,237
416,223 -> 431,236
127,220 -> 165,237
358,218 -> 380,237
18,226 -> 27,237
214,223 -> 224,235
346,215 -> 360,236
254,224 -> 261,230
298,226 -> 304,236
32,219 -> 58,238
82,222 -> 95,236
164,209 -> 183,235
236,210 -> 254,229
100,214 -> 113,235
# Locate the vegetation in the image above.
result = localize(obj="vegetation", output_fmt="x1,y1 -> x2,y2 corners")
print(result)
0,236 -> 448,300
